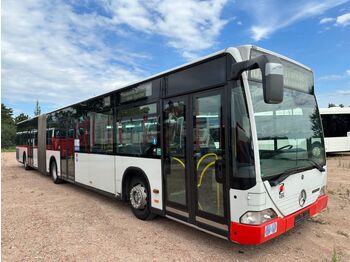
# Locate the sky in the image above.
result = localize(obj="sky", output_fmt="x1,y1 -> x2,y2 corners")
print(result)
2,0 -> 350,117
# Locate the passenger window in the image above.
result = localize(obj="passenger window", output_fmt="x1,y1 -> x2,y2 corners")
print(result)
77,115 -> 90,153
116,103 -> 160,157
89,110 -> 113,154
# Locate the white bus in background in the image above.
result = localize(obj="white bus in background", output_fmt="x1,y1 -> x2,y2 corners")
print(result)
320,107 -> 350,153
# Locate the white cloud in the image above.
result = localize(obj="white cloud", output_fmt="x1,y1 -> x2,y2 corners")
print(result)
319,17 -> 335,24
103,0 -> 229,59
2,0 -> 148,112
337,89 -> 350,95
336,12 -> 350,26
319,74 -> 344,80
319,11 -> 350,28
319,69 -> 350,80
2,0 -> 231,115
237,0 -> 348,41
316,88 -> 350,107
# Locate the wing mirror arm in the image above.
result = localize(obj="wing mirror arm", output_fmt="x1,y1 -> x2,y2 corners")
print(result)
230,54 -> 284,104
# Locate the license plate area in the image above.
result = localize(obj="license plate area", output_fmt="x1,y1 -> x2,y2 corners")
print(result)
294,210 -> 310,226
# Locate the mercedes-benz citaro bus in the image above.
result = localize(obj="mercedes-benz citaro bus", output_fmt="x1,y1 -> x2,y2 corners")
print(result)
320,107 -> 350,153
16,45 -> 328,245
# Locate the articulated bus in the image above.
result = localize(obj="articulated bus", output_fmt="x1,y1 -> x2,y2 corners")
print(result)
16,45 -> 328,245
320,107 -> 350,153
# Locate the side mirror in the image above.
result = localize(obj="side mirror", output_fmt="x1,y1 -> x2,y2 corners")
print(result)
231,54 -> 284,104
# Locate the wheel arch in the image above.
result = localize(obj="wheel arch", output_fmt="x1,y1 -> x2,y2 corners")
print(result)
121,166 -> 151,202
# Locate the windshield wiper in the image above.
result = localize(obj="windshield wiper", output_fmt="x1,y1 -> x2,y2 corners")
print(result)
303,159 -> 325,172
266,159 -> 325,186
267,166 -> 311,186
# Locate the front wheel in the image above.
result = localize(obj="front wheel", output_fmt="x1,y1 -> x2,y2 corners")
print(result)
129,177 -> 155,220
311,142 -> 322,158
50,160 -> 62,184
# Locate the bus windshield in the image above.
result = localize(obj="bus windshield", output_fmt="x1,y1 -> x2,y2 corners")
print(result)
249,81 -> 326,180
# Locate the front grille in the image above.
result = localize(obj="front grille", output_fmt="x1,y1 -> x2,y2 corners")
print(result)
294,210 -> 310,226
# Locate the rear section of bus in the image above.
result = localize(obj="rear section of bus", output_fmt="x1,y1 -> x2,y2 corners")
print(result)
229,46 -> 328,244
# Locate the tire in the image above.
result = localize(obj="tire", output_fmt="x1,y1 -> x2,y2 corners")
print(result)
50,159 -> 62,184
23,153 -> 30,170
311,141 -> 322,158
129,177 -> 155,220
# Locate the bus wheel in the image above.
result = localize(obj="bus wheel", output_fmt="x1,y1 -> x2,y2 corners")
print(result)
50,160 -> 62,184
129,177 -> 155,220
311,142 -> 322,158
23,153 -> 30,170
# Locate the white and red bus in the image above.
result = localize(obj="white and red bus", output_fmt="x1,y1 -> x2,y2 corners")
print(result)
16,45 -> 328,245
320,107 -> 350,153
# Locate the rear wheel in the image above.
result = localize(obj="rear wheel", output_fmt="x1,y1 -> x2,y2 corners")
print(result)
23,153 -> 30,170
129,177 -> 155,220
50,160 -> 62,184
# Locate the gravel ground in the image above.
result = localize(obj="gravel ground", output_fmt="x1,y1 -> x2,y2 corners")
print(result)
2,152 -> 350,261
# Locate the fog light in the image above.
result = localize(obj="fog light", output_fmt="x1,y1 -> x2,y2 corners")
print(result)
240,208 -> 278,225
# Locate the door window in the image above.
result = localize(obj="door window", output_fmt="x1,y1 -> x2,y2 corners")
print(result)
193,94 -> 224,217
164,100 -> 187,206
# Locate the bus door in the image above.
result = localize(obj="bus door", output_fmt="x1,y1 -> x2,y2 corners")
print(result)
60,122 -> 75,180
28,130 -> 34,167
164,89 -> 228,235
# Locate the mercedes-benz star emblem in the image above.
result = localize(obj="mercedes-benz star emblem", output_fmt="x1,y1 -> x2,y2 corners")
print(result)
299,190 -> 307,207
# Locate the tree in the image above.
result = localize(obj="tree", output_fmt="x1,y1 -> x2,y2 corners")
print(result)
34,100 -> 41,116
14,113 -> 29,124
328,103 -> 336,108
339,104 -> 344,108
1,103 -> 16,148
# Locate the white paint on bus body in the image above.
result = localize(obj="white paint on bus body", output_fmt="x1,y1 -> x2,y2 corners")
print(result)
73,154 -> 162,210
115,156 -> 162,210
33,148 -> 38,168
229,167 -> 326,223
46,150 -> 61,177
75,153 -> 116,194
263,168 -> 326,216
16,146 -> 27,163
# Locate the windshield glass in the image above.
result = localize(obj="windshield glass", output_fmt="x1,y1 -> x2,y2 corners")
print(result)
249,81 -> 326,180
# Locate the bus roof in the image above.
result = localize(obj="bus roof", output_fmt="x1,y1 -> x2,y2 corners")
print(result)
16,115 -> 39,126
237,45 -> 312,71
19,45 -> 313,121
320,107 -> 350,114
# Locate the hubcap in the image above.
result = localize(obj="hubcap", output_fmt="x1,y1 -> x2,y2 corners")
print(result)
312,146 -> 321,157
130,184 -> 147,210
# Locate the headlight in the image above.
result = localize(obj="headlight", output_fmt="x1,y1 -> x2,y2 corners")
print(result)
240,208 -> 278,225
320,185 -> 326,196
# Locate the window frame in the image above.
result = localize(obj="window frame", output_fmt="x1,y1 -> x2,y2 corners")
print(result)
115,100 -> 161,159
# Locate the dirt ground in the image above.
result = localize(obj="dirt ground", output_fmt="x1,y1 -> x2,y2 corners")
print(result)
1,152 -> 350,261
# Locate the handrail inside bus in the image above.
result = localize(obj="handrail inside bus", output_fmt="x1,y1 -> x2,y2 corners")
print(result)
196,153 -> 218,170
172,157 -> 185,168
171,153 -> 221,214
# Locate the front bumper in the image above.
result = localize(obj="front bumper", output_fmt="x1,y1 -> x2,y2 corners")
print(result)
230,195 -> 328,245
